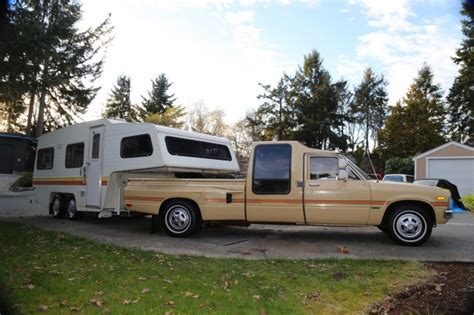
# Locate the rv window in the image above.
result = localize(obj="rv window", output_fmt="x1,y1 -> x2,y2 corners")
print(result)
92,134 -> 100,159
165,137 -> 232,161
121,134 -> 153,158
65,142 -> 84,168
37,148 -> 54,170
252,144 -> 291,194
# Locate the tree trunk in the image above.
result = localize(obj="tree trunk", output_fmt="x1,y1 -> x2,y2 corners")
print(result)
36,89 -> 47,136
26,92 -> 35,135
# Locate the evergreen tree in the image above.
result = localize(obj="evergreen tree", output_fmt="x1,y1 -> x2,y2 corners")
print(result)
144,106 -> 185,129
446,0 -> 474,144
0,0 -> 112,136
291,50 -> 347,150
379,64 -> 445,158
103,75 -> 137,122
141,74 -> 176,117
350,68 -> 388,150
256,76 -> 295,140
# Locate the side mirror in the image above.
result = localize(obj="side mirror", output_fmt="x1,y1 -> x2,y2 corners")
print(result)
338,169 -> 348,181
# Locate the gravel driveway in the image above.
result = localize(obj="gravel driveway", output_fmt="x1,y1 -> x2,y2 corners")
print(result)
2,197 -> 473,261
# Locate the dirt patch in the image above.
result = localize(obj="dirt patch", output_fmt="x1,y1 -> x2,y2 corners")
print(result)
371,262 -> 474,314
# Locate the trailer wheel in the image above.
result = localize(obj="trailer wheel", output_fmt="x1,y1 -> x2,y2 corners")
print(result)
162,200 -> 201,237
51,196 -> 65,218
66,198 -> 82,221
388,204 -> 432,246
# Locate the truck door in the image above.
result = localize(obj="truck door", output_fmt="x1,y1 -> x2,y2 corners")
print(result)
245,144 -> 305,223
86,126 -> 105,208
303,155 -> 371,224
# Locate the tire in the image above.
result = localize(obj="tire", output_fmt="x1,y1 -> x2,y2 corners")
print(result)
66,198 -> 82,221
162,200 -> 201,237
50,196 -> 65,218
377,225 -> 388,233
388,204 -> 432,246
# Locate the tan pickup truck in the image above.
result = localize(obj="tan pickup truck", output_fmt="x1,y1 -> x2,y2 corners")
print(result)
124,141 -> 453,246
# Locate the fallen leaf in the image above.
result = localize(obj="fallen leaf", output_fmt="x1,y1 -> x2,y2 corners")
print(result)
70,306 -> 81,312
163,278 -> 172,284
131,298 -> 140,304
38,304 -> 48,311
26,283 -> 35,290
253,295 -> 262,300
138,277 -> 147,281
141,288 -> 151,294
306,292 -> 321,301
96,290 -> 104,295
122,300 -> 131,305
90,299 -> 103,307
164,311 -> 173,315
308,264 -> 318,269
60,300 -> 68,306
224,280 -> 230,290
185,291 -> 194,297
165,300 -> 175,306
234,280 -> 239,285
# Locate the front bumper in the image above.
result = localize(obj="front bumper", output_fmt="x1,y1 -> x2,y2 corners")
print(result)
444,209 -> 454,221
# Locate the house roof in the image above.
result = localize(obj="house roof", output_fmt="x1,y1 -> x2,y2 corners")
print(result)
412,141 -> 474,161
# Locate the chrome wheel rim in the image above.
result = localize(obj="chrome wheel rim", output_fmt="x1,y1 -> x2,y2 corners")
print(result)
52,198 -> 61,216
395,211 -> 425,240
166,205 -> 191,233
67,200 -> 76,219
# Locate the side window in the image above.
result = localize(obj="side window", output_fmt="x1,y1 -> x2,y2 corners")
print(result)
65,142 -> 84,168
252,144 -> 291,194
92,134 -> 100,159
37,148 -> 54,170
121,134 -> 153,158
310,157 -> 338,180
165,136 -> 232,161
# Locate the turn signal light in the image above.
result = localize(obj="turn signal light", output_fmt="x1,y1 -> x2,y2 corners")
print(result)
435,196 -> 446,201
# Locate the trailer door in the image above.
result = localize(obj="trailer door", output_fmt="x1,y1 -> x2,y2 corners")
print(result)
86,126 -> 104,207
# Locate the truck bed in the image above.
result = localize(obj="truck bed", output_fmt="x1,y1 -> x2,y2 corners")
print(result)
124,178 -> 246,220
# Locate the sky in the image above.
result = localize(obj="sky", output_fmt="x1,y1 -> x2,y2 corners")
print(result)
79,0 -> 464,124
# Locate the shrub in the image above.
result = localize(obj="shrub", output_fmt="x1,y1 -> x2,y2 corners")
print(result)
461,194 -> 474,212
384,157 -> 414,175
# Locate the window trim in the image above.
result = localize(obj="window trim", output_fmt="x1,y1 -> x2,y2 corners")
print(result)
65,142 -> 85,169
165,136 -> 232,161
37,147 -> 54,170
252,144 -> 292,195
120,134 -> 154,159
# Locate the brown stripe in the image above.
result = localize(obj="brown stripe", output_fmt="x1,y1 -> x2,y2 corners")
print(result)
124,196 -> 165,202
204,198 -> 245,204
305,199 -> 386,206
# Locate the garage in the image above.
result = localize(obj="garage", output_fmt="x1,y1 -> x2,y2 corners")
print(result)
413,141 -> 474,197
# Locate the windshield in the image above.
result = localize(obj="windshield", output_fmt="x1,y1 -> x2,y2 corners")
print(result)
343,157 -> 371,180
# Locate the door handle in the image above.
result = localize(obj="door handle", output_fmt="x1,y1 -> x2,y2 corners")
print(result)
309,183 -> 320,187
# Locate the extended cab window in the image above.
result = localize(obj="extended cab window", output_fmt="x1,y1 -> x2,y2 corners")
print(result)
310,157 -> 338,180
65,142 -> 84,168
37,148 -> 54,170
253,144 -> 291,194
121,134 -> 153,158
165,137 -> 232,161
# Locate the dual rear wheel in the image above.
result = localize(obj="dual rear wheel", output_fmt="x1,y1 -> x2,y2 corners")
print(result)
50,196 -> 82,220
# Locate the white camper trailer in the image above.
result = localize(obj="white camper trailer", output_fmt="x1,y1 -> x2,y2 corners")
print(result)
33,119 -> 239,219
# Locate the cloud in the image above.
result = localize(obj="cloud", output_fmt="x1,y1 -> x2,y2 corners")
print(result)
339,1 -> 461,104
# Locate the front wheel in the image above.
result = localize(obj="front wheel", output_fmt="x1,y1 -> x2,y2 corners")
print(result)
51,197 -> 64,218
162,200 -> 201,237
388,205 -> 432,246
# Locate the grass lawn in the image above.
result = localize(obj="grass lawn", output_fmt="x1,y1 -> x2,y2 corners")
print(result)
0,221 -> 433,314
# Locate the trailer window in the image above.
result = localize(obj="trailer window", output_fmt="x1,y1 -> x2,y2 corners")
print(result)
121,134 -> 153,158
253,144 -> 291,194
37,148 -> 54,170
65,142 -> 84,168
165,137 -> 232,161
92,134 -> 100,159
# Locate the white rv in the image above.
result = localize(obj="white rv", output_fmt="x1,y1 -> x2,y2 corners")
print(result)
33,119 -> 239,219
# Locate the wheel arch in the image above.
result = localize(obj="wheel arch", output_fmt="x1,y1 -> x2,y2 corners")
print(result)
381,200 -> 436,228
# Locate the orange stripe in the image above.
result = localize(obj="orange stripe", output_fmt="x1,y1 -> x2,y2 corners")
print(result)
305,199 -> 386,206
124,196 -> 165,202
432,202 -> 448,207
204,198 -> 245,204
33,180 -> 85,186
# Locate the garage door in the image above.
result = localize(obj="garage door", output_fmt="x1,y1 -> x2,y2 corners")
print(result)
427,158 -> 474,196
